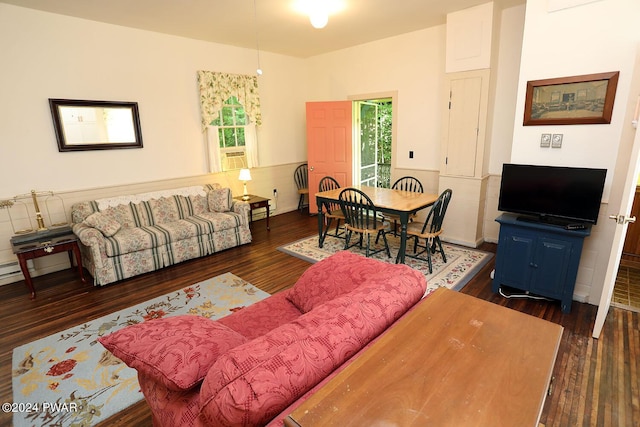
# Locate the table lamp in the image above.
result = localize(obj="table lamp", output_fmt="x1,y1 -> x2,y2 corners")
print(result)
238,168 -> 252,200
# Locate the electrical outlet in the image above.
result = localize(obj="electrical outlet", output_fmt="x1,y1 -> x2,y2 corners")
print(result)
273,188 -> 278,197
409,150 -> 414,159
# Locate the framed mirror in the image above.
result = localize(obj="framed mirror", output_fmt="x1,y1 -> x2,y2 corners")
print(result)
49,99 -> 143,151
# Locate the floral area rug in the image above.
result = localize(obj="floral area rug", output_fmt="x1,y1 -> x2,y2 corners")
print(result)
11,273 -> 269,427
278,235 -> 492,296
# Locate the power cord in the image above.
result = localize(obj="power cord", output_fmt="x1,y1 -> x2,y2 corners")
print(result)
498,286 -> 554,302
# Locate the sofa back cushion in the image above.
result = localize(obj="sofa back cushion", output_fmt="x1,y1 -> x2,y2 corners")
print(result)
99,203 -> 144,229
198,268 -> 426,426
144,197 -> 182,224
99,315 -> 248,392
188,193 -> 209,216
73,185 -> 224,227
287,251 -> 424,313
208,188 -> 233,212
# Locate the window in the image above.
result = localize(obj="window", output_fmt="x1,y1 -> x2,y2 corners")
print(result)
198,70 -> 261,173
210,96 -> 249,170
210,96 -> 247,149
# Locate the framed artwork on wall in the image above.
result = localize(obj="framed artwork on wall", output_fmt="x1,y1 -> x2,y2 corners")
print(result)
523,71 -> 619,126
49,99 -> 144,151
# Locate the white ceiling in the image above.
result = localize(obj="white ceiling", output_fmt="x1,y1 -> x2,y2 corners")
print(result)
0,0 -> 524,58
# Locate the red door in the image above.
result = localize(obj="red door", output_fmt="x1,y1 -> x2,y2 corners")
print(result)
306,101 -> 353,213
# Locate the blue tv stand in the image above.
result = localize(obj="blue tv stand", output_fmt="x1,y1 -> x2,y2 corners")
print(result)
492,213 -> 591,313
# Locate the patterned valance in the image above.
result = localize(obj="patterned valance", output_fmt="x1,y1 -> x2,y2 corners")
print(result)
197,71 -> 262,131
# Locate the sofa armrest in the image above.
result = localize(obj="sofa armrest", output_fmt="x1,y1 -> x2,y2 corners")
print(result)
71,201 -> 98,224
231,200 -> 250,226
72,223 -> 107,268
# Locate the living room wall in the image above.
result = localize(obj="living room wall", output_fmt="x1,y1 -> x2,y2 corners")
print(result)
0,3 -> 310,284
510,0 -> 640,305
0,3 -> 309,197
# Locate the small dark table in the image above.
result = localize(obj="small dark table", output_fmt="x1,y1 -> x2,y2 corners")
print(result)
234,194 -> 271,230
10,226 -> 86,299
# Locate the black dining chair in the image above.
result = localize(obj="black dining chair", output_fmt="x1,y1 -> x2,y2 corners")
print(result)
318,176 -> 345,245
385,176 -> 424,236
339,188 -> 391,258
403,189 -> 452,273
294,164 -> 309,212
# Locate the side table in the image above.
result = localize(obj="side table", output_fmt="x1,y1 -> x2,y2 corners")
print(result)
10,226 -> 87,299
234,194 -> 271,230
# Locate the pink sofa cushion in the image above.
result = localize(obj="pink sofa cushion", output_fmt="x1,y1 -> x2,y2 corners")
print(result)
98,315 -> 247,391
216,290 -> 303,340
198,267 -> 426,426
287,250 -> 422,313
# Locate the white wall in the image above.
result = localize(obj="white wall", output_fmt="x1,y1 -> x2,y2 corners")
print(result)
305,27 -> 446,173
512,0 -> 639,200
487,5 -> 526,174
304,4 -> 526,181
0,3 -> 308,196
510,0 -> 640,304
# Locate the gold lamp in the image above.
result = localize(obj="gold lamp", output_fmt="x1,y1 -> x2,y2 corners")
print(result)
239,168 -> 252,200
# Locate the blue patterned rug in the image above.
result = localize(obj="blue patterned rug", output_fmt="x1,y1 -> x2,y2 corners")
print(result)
279,235 -> 493,295
11,273 -> 269,427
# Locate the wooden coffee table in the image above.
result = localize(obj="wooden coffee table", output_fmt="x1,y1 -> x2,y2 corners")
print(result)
284,288 -> 563,427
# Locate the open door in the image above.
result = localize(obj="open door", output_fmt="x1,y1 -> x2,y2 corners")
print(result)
592,45 -> 640,338
593,105 -> 640,338
306,101 -> 353,213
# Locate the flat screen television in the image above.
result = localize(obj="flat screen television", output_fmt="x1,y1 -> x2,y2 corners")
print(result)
498,163 -> 607,225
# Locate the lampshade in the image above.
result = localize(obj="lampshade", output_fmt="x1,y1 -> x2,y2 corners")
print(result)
238,169 -> 252,181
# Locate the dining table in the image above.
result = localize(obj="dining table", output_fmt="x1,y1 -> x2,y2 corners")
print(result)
315,185 -> 438,264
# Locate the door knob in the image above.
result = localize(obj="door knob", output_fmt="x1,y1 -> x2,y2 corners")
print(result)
609,214 -> 637,224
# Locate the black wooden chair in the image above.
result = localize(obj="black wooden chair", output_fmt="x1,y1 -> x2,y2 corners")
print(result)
294,164 -> 309,212
403,189 -> 453,273
385,176 -> 424,236
318,176 -> 345,245
339,188 -> 391,258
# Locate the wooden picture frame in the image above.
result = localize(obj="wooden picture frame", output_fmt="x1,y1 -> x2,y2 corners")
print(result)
49,99 -> 144,151
523,71 -> 619,126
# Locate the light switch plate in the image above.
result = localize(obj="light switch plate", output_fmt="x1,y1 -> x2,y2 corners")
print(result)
552,134 -> 563,148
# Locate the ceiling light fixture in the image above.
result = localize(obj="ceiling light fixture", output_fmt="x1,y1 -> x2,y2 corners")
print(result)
253,0 -> 263,75
308,3 -> 329,29
295,0 -> 344,30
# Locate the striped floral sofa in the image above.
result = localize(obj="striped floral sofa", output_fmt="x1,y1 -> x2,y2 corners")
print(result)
71,184 -> 251,286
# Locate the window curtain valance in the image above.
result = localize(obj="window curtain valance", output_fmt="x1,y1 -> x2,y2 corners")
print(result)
197,70 -> 262,131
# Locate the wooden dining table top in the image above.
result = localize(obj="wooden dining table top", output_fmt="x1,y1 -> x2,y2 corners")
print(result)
315,185 -> 438,214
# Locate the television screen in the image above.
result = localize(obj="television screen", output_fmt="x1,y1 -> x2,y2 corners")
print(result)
498,163 -> 607,225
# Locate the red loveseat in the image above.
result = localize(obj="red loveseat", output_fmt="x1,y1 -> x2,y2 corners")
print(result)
99,251 -> 427,426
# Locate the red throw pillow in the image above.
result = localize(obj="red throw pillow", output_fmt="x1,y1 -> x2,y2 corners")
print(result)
287,251 -> 421,313
98,315 -> 247,391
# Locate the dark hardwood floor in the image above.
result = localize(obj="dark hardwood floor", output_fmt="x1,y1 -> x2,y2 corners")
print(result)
1,211 -> 638,427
